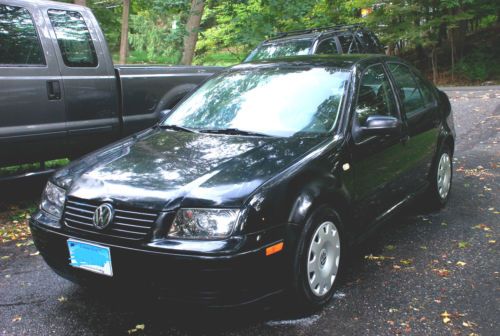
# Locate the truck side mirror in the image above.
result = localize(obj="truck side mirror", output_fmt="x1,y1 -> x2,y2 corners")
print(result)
159,109 -> 171,121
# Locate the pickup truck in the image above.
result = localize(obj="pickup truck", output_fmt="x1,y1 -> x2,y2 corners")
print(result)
0,0 -> 222,168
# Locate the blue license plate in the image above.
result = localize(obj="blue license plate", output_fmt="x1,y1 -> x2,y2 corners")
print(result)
67,239 -> 113,276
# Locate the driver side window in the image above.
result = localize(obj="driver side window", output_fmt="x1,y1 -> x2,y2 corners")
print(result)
355,64 -> 398,126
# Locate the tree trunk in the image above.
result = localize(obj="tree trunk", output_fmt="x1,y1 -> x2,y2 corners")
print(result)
431,46 -> 438,84
119,0 -> 130,64
181,0 -> 205,65
74,0 -> 86,5
450,28 -> 455,82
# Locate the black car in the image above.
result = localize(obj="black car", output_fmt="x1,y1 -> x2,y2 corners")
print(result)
245,24 -> 384,62
30,55 -> 455,310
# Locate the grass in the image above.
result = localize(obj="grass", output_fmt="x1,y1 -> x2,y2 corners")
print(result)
0,158 -> 70,177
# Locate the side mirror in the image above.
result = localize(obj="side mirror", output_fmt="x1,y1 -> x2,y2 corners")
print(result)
159,109 -> 171,121
355,115 -> 402,139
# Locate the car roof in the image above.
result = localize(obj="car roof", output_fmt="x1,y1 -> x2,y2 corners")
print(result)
232,54 -> 391,71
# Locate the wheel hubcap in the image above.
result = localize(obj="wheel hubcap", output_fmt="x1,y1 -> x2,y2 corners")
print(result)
307,221 -> 341,297
437,153 -> 452,199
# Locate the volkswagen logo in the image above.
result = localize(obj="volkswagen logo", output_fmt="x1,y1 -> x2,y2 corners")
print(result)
93,203 -> 114,230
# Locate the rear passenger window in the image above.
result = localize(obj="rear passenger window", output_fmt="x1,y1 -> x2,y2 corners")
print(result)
414,75 -> 436,106
355,64 -> 398,126
48,9 -> 97,67
0,4 -> 45,65
387,63 -> 426,117
316,39 -> 339,55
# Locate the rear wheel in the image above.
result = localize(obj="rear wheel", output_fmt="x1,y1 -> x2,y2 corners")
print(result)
426,145 -> 453,209
291,206 -> 344,310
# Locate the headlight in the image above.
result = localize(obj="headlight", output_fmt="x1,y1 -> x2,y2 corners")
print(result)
40,181 -> 66,219
168,209 -> 240,239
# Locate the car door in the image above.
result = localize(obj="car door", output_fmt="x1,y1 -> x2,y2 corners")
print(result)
349,63 -> 409,225
43,4 -> 119,157
386,62 -> 440,193
0,1 -> 67,166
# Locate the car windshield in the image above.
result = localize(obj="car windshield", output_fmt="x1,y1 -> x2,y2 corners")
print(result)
162,67 -> 350,137
246,39 -> 313,61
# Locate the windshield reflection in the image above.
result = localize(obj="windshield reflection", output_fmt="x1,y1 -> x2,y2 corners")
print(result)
163,67 -> 349,137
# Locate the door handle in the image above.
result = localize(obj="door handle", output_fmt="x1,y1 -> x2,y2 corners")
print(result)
46,80 -> 61,100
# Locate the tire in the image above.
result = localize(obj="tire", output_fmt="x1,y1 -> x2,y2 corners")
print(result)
426,145 -> 453,209
290,205 -> 345,311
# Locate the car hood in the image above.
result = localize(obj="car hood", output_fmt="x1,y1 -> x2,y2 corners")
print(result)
55,128 -> 328,211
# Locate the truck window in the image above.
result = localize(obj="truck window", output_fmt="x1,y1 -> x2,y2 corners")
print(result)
0,4 -> 45,65
337,34 -> 359,53
47,9 -> 97,67
315,38 -> 339,55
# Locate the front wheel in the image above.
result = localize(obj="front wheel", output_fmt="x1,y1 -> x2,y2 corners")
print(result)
291,206 -> 345,310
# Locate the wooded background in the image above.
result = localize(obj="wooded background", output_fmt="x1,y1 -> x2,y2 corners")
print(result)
65,0 -> 499,84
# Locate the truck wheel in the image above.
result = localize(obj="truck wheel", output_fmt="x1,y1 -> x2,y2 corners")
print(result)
291,205 -> 345,310
426,145 -> 453,209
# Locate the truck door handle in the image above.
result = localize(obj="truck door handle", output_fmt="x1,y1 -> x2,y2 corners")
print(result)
46,80 -> 61,100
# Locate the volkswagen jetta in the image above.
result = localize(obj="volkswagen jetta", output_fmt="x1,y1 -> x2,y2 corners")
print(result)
30,55 -> 455,309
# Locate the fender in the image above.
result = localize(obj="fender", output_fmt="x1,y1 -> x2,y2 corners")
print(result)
287,172 -> 355,244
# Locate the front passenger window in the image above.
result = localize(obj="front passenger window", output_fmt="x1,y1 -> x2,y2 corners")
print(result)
355,64 -> 398,126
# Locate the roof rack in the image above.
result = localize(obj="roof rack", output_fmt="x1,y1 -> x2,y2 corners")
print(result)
268,24 -> 365,41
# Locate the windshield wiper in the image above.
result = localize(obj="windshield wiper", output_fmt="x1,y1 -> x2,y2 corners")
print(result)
199,128 -> 271,137
159,124 -> 197,133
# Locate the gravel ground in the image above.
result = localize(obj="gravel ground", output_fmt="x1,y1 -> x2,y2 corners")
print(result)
0,86 -> 499,336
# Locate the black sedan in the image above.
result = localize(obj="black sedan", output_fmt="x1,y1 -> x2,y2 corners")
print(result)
30,55 -> 455,310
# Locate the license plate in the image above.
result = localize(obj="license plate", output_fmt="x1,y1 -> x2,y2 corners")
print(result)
67,239 -> 113,277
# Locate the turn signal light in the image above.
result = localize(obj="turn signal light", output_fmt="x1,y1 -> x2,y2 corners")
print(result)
266,242 -> 284,256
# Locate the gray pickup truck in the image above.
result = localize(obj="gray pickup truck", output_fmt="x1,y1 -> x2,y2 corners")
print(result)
0,0 -> 221,168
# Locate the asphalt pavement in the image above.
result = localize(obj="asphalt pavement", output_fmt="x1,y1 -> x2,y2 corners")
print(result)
0,86 -> 498,336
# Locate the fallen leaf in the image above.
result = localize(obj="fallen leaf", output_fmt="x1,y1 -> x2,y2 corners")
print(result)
441,311 -> 452,323
433,268 -> 450,277
364,254 -> 394,261
400,259 -> 412,266
488,240 -> 496,244
441,311 -> 451,318
29,251 -> 40,256
57,296 -> 67,303
128,324 -> 145,334
1,255 -> 10,260
456,261 -> 466,267
385,245 -> 396,251
458,241 -> 470,249
12,316 -> 21,322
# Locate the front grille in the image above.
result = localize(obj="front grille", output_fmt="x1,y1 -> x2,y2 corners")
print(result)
63,197 -> 158,240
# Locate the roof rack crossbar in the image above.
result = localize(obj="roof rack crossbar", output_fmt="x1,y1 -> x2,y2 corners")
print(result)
269,24 -> 365,40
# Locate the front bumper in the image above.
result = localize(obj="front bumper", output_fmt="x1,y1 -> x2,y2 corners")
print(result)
30,219 -> 292,307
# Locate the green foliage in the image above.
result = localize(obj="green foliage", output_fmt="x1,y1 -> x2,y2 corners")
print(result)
456,51 -> 499,81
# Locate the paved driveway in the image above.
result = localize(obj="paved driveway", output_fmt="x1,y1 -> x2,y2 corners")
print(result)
1,86 -> 498,335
